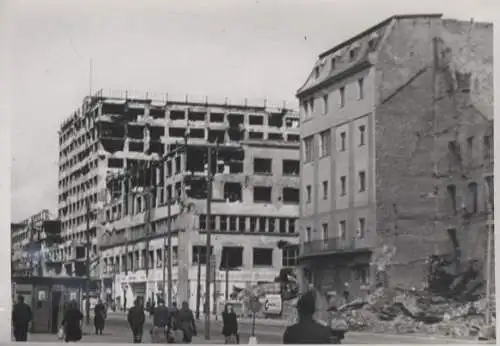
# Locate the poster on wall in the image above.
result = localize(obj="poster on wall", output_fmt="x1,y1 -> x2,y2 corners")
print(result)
37,290 -> 46,301
263,294 -> 282,316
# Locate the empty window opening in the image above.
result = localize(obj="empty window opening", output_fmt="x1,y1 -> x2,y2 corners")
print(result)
175,156 -> 181,173
455,71 -> 471,93
254,158 -> 272,174
249,115 -> 264,125
285,118 -> 299,128
359,171 -> 366,192
129,142 -> 144,152
108,158 -> 123,168
209,113 -> 224,123
253,248 -> 273,267
228,129 -> 244,141
359,125 -> 366,146
239,217 -> 246,232
186,178 -> 207,199
225,216 -> 235,231
447,185 -> 457,214
229,160 -> 243,174
169,127 -> 186,138
306,185 -> 312,203
186,148 -> 206,173
268,133 -> 284,141
322,181 -> 328,200
208,130 -> 225,143
339,87 -> 346,107
340,132 -> 346,151
253,186 -> 272,203
282,187 -> 299,204
221,247 -> 244,269
128,125 -> 144,139
349,47 -> 359,60
170,110 -> 185,120
224,182 -> 242,202
468,182 -> 478,213
249,217 -> 257,232
283,160 -> 300,176
149,127 -> 164,141
188,111 -> 206,122
249,131 -> 264,140
101,123 -> 126,138
287,134 -> 300,142
219,216 -> 228,231
288,219 -> 296,233
192,245 -> 213,265
340,176 -> 347,196
269,114 -> 284,128
268,218 -> 276,232
149,106 -> 165,119
258,217 -> 267,232
357,218 -> 366,238
228,113 -> 244,127
279,218 -> 287,233
166,161 -> 173,176
102,102 -> 126,115
354,265 -> 369,285
190,128 -> 205,139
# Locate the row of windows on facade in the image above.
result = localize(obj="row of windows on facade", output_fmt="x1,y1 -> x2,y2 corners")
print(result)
305,171 -> 366,203
303,77 -> 365,119
59,127 -> 98,160
58,166 -> 99,198
448,134 -> 493,164
303,125 -> 366,163
446,176 -> 494,214
101,245 -> 299,274
304,217 -> 367,243
59,141 -> 99,174
199,215 -> 297,234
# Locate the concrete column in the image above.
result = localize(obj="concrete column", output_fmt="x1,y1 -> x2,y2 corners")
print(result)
243,245 -> 253,270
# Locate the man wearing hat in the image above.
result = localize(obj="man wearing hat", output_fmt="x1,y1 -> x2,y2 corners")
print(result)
283,290 -> 332,344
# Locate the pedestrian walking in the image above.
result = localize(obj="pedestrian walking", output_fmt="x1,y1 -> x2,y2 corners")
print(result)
12,295 -> 32,342
283,290 -> 331,344
61,300 -> 84,343
222,303 -> 239,344
93,299 -> 107,335
127,297 -> 146,343
177,301 -> 196,343
150,298 -> 169,343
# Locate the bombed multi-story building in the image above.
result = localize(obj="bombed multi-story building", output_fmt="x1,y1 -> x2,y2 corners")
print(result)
86,91 -> 302,310
297,14 -> 493,298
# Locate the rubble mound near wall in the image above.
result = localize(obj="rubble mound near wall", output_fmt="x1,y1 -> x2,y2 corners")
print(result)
338,287 -> 496,338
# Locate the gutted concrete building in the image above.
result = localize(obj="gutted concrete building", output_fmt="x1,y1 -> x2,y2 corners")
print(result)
296,14 -> 493,298
96,93 -> 301,310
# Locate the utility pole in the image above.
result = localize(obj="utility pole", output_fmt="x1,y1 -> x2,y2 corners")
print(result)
225,255 -> 229,301
195,252 -> 202,319
204,145 -> 214,340
84,197 -> 91,325
485,193 -> 493,327
164,196 -> 173,306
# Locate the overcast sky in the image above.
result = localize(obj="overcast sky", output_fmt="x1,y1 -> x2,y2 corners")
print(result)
7,0 -> 497,221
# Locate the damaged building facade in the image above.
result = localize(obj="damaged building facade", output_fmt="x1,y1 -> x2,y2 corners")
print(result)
297,14 -> 493,299
95,93 -> 301,309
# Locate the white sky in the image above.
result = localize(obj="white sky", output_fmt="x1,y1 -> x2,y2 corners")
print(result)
6,0 -> 498,221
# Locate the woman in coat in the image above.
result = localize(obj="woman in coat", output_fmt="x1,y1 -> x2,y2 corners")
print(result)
93,299 -> 107,335
177,301 -> 196,343
222,304 -> 239,344
62,300 -> 84,342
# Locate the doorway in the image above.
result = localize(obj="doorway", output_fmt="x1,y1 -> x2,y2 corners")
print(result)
51,291 -> 62,334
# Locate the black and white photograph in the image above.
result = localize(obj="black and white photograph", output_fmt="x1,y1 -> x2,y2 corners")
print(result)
4,0 -> 497,343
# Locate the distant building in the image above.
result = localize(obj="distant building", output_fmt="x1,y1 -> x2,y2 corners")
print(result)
11,209 -> 62,278
296,14 -> 493,297
77,92 -> 302,308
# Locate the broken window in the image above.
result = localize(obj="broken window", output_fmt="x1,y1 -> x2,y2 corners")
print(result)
253,248 -> 273,267
228,129 -> 243,141
249,132 -> 264,140
239,217 -> 246,232
279,218 -> 286,233
254,158 -> 272,174
221,247 -> 243,269
249,115 -> 264,125
190,129 -> 205,139
186,178 -> 207,199
253,186 -> 272,203
188,111 -> 206,122
150,106 -> 165,119
175,156 -> 181,173
219,216 -> 227,231
354,265 -> 369,285
208,130 -> 225,143
108,158 -> 123,168
170,110 -> 185,120
468,182 -> 478,213
209,113 -> 224,123
268,133 -> 284,141
282,187 -> 299,204
287,134 -> 300,142
269,113 -> 284,128
258,217 -> 267,232
288,219 -> 296,233
447,185 -> 457,214
282,160 -> 299,176
129,142 -> 144,152
229,216 -> 237,231
192,245 -> 213,265
169,127 -> 186,138
128,125 -> 143,139
223,182 -> 242,202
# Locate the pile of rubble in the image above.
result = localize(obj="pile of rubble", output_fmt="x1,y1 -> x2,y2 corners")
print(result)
337,287 -> 496,338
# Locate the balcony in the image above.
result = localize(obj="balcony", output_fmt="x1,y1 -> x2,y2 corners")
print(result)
301,236 -> 373,257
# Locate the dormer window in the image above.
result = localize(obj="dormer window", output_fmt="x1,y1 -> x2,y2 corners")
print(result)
349,47 -> 359,61
331,57 -> 336,70
314,66 -> 320,79
368,33 -> 380,51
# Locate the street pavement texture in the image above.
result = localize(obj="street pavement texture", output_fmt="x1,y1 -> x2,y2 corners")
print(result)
24,313 -> 492,344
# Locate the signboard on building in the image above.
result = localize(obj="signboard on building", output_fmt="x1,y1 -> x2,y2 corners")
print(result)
263,294 -> 282,316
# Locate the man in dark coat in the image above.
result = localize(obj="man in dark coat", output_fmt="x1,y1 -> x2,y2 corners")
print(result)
127,297 -> 145,343
177,301 -> 196,343
62,300 -> 84,342
150,298 -> 169,343
93,299 -> 106,335
283,291 -> 332,344
12,295 -> 32,341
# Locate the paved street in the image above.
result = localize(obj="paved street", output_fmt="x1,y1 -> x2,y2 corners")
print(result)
25,313 -> 492,344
